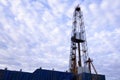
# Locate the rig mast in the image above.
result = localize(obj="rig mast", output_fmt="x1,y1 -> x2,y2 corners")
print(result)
69,5 -> 106,80
69,5 -> 89,74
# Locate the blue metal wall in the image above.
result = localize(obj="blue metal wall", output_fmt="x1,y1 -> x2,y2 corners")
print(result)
77,73 -> 105,80
0,69 -> 74,80
0,69 -> 31,80
0,69 -> 105,80
31,69 -> 74,80
0,70 -> 5,80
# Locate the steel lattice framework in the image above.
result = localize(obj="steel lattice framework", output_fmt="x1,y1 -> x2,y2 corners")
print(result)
69,5 -> 89,74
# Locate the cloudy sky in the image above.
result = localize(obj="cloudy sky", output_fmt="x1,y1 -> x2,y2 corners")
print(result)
0,0 -> 120,80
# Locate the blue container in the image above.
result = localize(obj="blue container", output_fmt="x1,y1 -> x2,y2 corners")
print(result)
31,69 -> 74,80
1,69 -> 105,80
77,73 -> 105,80
3,70 -> 31,80
82,73 -> 92,80
92,74 -> 105,80
0,70 -> 5,80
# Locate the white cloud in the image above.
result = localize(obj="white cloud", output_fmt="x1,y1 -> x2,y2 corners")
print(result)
0,0 -> 8,6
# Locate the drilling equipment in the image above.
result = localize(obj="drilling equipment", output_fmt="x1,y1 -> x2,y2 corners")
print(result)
69,5 -> 106,80
69,5 -> 97,74
69,5 -> 89,74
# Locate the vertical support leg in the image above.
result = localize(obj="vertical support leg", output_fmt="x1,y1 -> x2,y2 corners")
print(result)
78,43 -> 82,67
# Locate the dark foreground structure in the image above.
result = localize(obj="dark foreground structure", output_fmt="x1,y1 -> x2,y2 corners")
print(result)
0,69 -> 73,80
76,73 -> 105,80
0,68 -> 105,80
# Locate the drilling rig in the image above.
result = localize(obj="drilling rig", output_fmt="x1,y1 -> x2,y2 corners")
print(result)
69,5 -> 105,80
69,5 -> 90,74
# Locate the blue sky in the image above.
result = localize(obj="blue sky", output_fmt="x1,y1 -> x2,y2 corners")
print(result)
0,0 -> 120,80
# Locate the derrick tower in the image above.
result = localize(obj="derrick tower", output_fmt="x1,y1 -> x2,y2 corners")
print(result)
69,5 -> 105,80
69,5 -> 89,74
